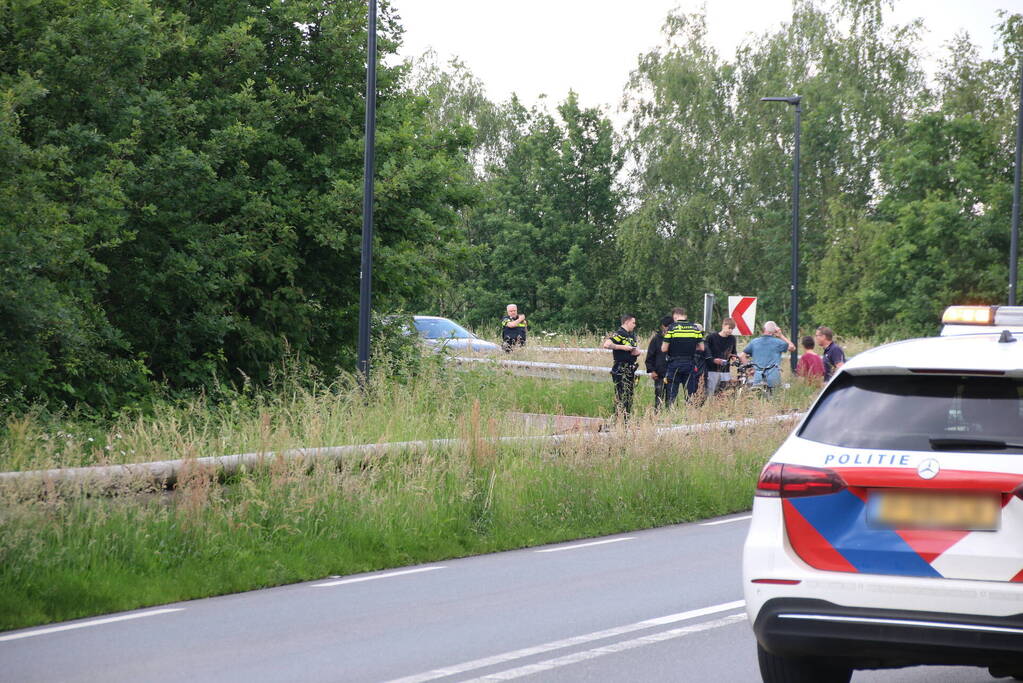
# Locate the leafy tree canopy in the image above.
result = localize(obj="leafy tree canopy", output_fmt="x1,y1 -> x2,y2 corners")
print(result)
0,0 -> 475,411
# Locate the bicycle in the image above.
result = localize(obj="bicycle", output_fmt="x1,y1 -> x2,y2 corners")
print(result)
719,358 -> 776,398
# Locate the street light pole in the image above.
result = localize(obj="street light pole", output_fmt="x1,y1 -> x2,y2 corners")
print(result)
761,95 -> 802,373
357,0 -> 378,385
1011,61 -> 1022,305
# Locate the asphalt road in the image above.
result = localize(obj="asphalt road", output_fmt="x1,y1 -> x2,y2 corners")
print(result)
0,515 -> 1010,682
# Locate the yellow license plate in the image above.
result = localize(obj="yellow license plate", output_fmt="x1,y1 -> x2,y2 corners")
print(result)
868,490 -> 1001,531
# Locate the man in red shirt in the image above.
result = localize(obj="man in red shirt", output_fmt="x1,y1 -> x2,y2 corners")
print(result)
795,335 -> 824,381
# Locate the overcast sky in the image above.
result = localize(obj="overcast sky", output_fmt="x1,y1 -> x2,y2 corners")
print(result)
389,0 -> 1015,120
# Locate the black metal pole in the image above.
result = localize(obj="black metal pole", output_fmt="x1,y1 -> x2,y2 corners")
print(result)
760,95 -> 802,371
791,97 -> 801,373
1011,61 -> 1022,305
357,0 -> 378,385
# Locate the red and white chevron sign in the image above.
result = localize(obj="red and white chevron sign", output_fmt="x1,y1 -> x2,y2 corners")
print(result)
728,296 -> 757,336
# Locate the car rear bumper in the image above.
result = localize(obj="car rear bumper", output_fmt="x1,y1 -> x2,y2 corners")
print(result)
754,597 -> 1023,669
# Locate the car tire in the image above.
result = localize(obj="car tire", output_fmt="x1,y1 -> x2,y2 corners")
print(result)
989,665 -> 1023,679
757,644 -> 852,683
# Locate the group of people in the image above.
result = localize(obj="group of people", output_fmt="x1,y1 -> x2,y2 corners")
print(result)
602,309 -> 846,419
603,307 -> 715,417
794,327 -> 846,382
497,302 -> 846,420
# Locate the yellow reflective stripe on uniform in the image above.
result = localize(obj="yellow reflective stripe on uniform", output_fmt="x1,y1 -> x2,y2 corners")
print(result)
663,329 -> 702,339
611,334 -> 627,344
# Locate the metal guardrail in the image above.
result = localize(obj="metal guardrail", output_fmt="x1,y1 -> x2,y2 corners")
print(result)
0,414 -> 803,491
451,356 -> 648,382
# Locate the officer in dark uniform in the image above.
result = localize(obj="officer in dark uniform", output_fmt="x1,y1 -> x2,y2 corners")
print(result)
500,303 -> 527,352
645,316 -> 673,411
660,307 -> 705,409
602,314 -> 642,419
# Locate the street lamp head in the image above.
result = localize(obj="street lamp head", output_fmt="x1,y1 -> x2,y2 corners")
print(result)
761,95 -> 801,105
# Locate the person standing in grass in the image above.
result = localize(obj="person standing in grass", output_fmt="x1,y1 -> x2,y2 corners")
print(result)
815,326 -> 846,381
795,335 -> 824,382
603,314 -> 642,419
703,317 -> 738,397
739,321 -> 795,389
500,304 -> 527,352
645,316 -> 673,411
660,307 -> 705,408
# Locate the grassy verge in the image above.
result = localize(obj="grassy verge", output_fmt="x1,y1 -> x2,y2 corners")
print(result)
0,351 -> 825,631
0,365 -> 610,471
1,357 -> 817,472
0,413 -> 789,631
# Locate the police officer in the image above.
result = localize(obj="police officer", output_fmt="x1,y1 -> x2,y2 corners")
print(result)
660,307 -> 705,408
645,316 -> 673,411
500,304 -> 527,352
602,314 -> 642,419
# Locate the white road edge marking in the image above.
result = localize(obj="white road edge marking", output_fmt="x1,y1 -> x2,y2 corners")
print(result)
385,599 -> 745,683
534,537 -> 635,553
0,608 -> 184,643
700,515 -> 753,526
313,566 -> 445,587
468,613 -> 749,681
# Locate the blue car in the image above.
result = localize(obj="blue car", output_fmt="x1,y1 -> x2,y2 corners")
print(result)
413,316 -> 501,353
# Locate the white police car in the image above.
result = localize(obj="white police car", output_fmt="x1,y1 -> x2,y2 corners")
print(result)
743,328 -> 1023,681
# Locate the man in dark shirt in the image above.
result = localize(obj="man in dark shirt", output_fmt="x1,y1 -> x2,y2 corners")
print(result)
660,307 -> 705,409
602,314 -> 642,419
500,304 -> 527,352
815,325 -> 846,381
703,317 -> 738,397
645,316 -> 673,411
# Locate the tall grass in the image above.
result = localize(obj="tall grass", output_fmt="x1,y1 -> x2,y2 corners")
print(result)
0,350 -> 824,631
0,355 -> 817,472
0,410 -> 789,631
0,364 -> 605,472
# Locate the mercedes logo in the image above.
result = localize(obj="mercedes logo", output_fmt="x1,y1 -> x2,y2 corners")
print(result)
917,458 -> 940,480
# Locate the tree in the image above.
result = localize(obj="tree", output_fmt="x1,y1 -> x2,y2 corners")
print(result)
457,93 -> 624,331
0,0 -> 475,410
621,1 -> 925,329
408,50 -> 512,174
812,14 -> 1023,338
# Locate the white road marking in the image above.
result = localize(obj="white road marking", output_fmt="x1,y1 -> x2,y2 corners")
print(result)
312,566 -> 445,587
467,613 -> 749,680
700,515 -> 752,526
386,600 -> 745,683
0,608 -> 184,643
642,600 -> 745,625
534,537 -> 635,553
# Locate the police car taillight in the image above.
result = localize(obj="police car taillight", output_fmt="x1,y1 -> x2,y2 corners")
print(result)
755,463 -> 847,498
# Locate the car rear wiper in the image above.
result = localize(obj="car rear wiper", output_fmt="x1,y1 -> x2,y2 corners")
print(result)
929,437 -> 1023,450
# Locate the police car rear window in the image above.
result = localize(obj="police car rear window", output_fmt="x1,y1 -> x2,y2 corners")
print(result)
798,374 -> 1023,452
